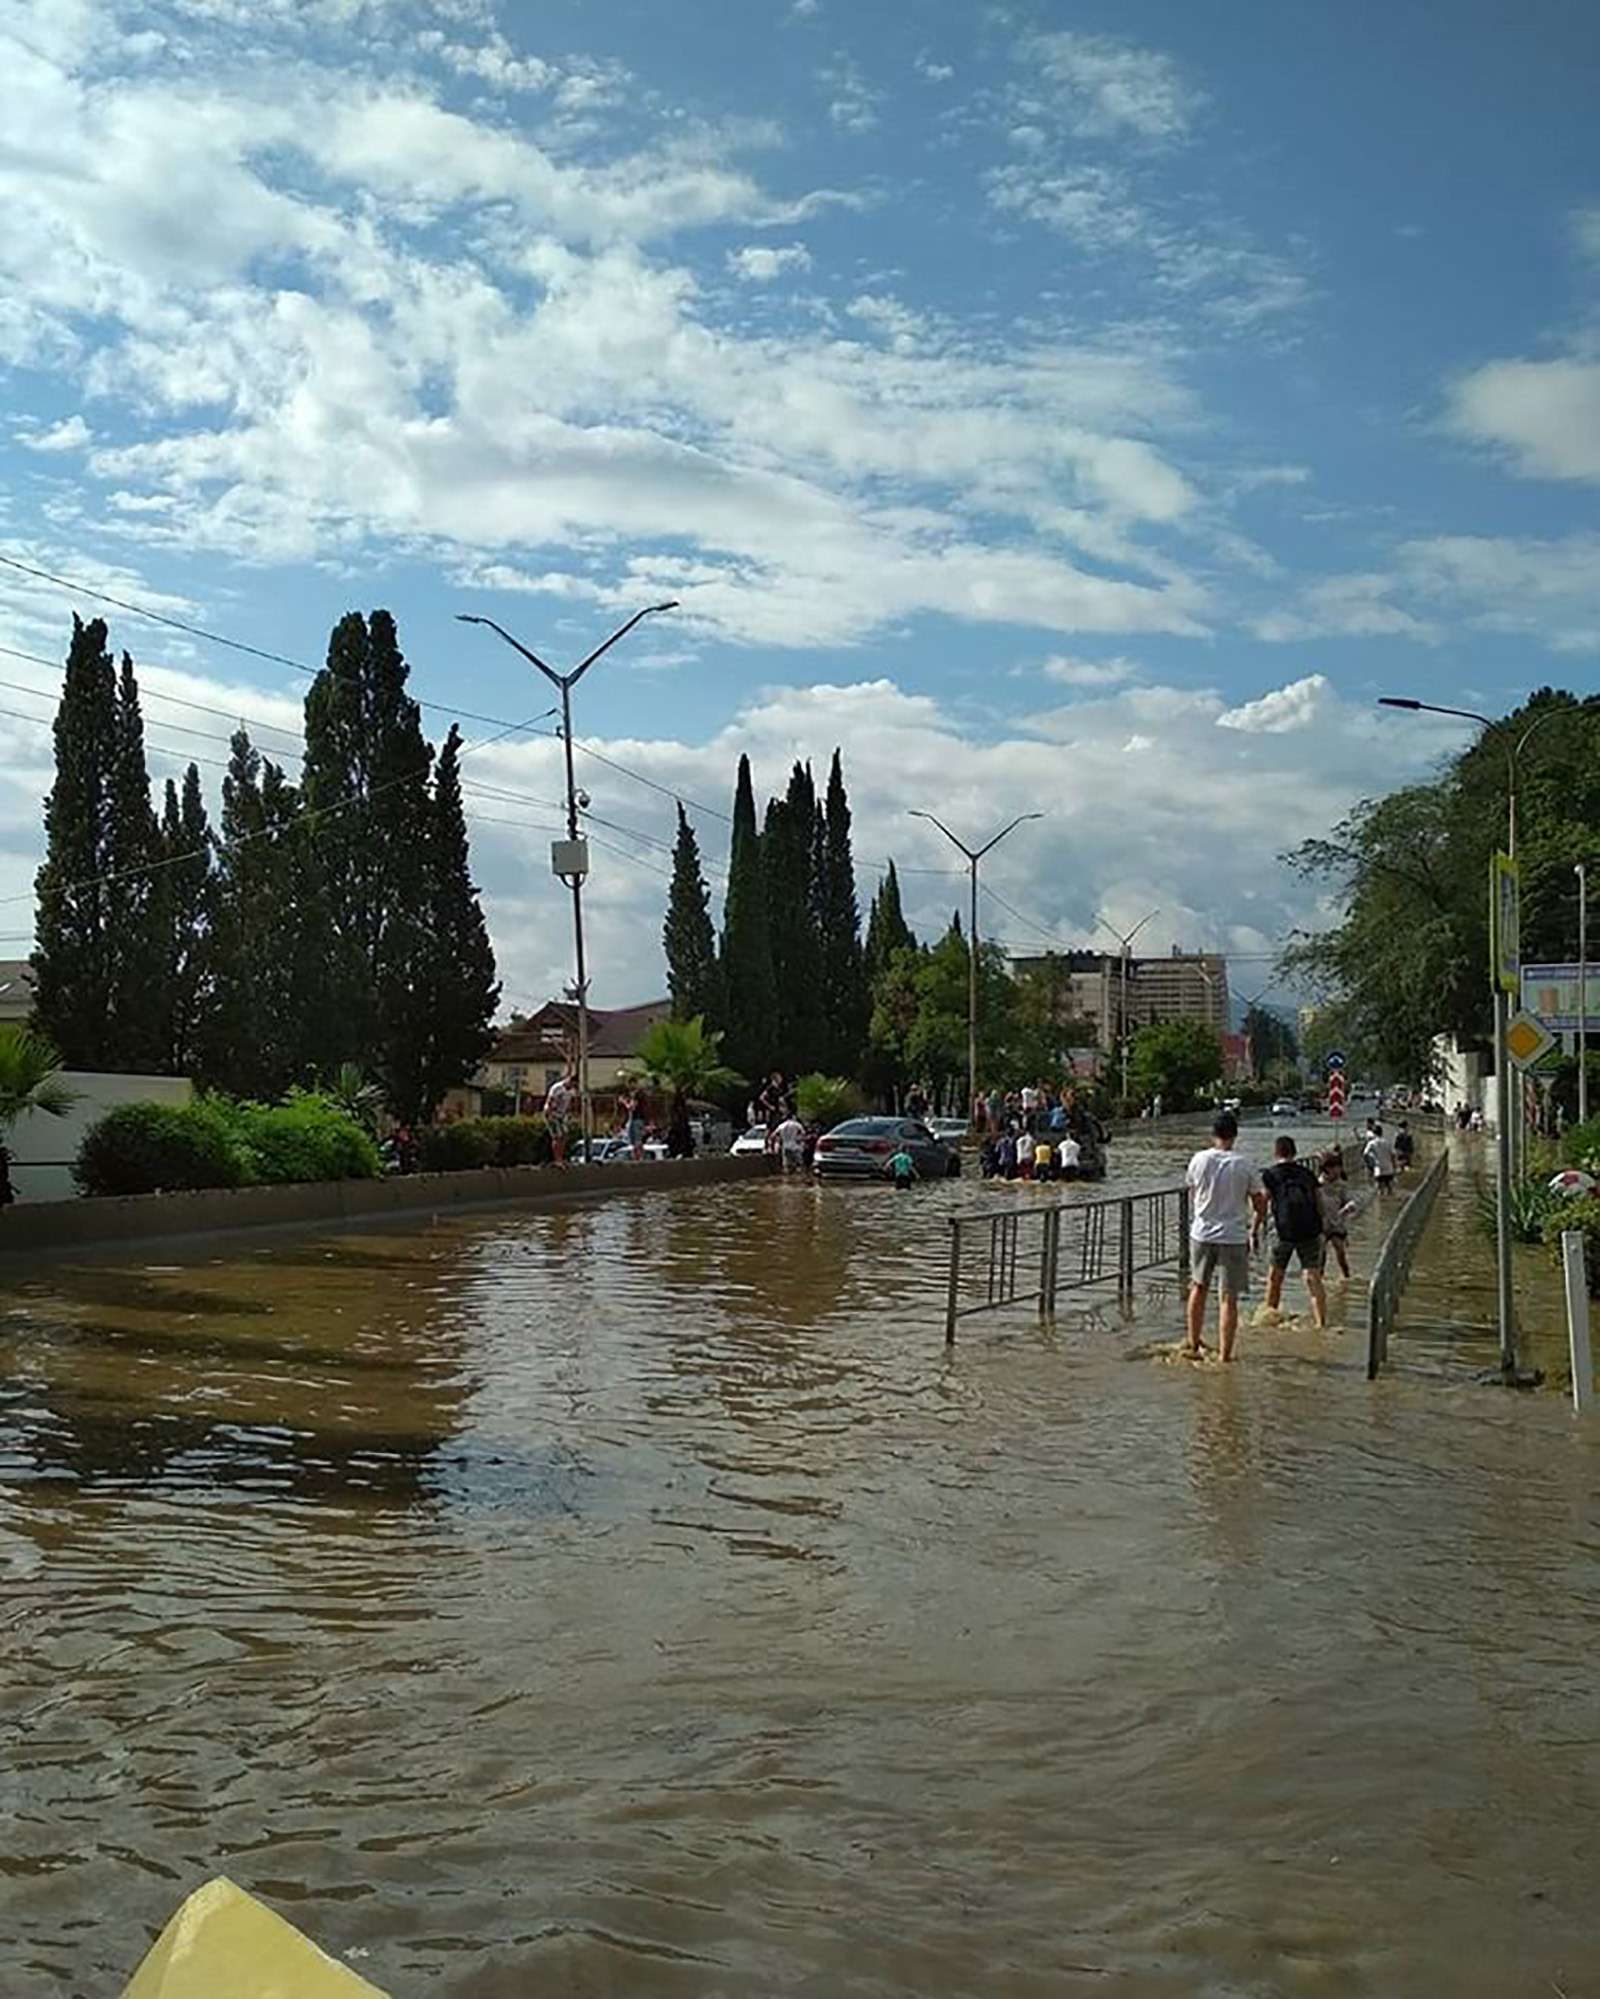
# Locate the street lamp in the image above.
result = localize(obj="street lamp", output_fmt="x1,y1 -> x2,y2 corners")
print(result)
1095,908 -> 1160,1109
1378,694 -> 1568,1381
908,811 -> 1042,1120
458,602 -> 677,1153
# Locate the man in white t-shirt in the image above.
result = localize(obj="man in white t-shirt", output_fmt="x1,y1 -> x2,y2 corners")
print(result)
1185,1110 -> 1267,1362
543,1073 -> 576,1165
1363,1124 -> 1398,1194
773,1114 -> 807,1172
1056,1132 -> 1082,1180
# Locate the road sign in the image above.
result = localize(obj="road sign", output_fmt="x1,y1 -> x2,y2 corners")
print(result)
1490,853 -> 1520,996
1521,964 -> 1600,1033
1505,1008 -> 1556,1071
1324,1050 -> 1346,1072
1327,1068 -> 1346,1120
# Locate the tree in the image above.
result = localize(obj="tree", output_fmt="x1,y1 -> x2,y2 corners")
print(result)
160,763 -> 216,1076
795,1072 -> 864,1127
1127,1019 -> 1223,1110
300,609 -> 434,1078
0,1023 -> 77,1209
816,749 -> 868,1074
763,763 -> 825,1073
663,804 -> 720,1025
864,858 -> 915,987
201,731 -> 312,1099
719,753 -> 777,1084
866,942 -> 921,1107
33,617 -> 167,1071
632,1014 -> 744,1103
380,723 -> 499,1125
1244,1001 -> 1297,1083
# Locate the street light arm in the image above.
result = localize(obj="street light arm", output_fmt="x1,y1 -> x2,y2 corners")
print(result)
456,614 -> 562,687
1378,696 -> 1494,728
973,811 -> 1044,862
907,809 -> 976,862
568,601 -> 679,690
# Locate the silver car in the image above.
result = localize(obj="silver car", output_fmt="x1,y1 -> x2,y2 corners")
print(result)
813,1116 -> 960,1181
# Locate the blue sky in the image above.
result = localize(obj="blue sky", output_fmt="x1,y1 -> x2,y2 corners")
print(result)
1,0 -> 1596,1011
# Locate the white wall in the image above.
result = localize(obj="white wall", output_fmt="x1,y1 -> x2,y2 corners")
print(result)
8,1072 -> 193,1203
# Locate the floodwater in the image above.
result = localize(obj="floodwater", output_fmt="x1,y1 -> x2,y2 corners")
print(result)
3,1125 -> 1598,1997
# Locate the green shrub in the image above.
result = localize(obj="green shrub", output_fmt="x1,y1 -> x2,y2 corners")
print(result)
1476,1172 -> 1559,1245
74,1097 -> 251,1196
1541,1194 -> 1600,1297
417,1120 -> 496,1171
1560,1118 -> 1600,1172
472,1115 -> 552,1167
795,1073 -> 865,1128
233,1092 -> 382,1184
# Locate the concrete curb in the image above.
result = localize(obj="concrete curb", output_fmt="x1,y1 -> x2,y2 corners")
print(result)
2,1154 -> 770,1260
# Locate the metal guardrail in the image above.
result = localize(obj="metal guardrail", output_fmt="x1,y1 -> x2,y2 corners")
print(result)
945,1183 -> 1189,1343
1365,1146 -> 1450,1379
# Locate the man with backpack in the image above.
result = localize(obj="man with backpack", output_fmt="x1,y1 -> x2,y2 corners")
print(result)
1257,1134 -> 1329,1329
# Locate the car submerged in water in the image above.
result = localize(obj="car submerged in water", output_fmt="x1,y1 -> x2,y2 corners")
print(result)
813,1116 -> 961,1181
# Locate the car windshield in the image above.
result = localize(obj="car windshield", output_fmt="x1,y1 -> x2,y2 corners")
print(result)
831,1119 -> 899,1137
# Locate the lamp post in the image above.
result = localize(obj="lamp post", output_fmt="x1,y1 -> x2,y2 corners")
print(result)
1578,862 -> 1589,1129
458,602 -> 677,1153
908,811 -> 1042,1121
1095,909 -> 1161,1109
1378,695 -> 1567,1380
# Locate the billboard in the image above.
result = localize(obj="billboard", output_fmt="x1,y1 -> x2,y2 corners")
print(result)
1521,963 -> 1599,1034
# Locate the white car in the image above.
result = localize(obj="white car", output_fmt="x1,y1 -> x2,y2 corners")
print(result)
729,1129 -> 772,1157
928,1116 -> 971,1144
1270,1098 -> 1299,1117
585,1136 -> 670,1163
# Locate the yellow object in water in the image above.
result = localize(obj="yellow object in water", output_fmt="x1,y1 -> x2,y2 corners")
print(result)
121,1877 -> 389,1999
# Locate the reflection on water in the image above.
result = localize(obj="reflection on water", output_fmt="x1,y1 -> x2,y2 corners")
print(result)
3,1129 -> 1599,1997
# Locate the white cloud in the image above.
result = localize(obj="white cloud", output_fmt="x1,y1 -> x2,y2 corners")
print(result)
1216,673 -> 1329,733
915,51 -> 954,83
1446,357 -> 1600,483
1023,30 -> 1202,143
726,242 -> 813,283
17,415 -> 93,452
418,30 -> 555,95
1039,654 -> 1140,687
1398,532 -> 1600,654
820,56 -> 881,134
1572,207 -> 1600,262
1252,572 -> 1438,644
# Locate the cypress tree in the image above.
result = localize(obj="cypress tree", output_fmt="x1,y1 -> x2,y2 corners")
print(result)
202,732 -> 308,1098
816,750 -> 868,1074
300,609 -> 434,1084
864,857 -> 916,988
764,762 -> 826,1074
664,803 -> 720,1025
33,616 -> 119,1066
718,753 -> 777,1085
382,725 -> 499,1124
160,763 -> 216,1075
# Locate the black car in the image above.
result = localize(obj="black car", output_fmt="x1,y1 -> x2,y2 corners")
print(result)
813,1116 -> 961,1180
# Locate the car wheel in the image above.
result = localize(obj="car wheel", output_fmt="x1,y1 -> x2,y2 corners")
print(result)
945,1153 -> 961,1178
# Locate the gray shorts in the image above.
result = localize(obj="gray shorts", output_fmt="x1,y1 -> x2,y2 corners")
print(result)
1190,1239 -> 1250,1297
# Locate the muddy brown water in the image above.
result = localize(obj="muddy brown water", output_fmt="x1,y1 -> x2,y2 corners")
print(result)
3,1124 -> 1598,1997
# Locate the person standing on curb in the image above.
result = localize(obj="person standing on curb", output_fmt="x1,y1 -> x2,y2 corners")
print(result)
1258,1135 -> 1329,1329
1184,1111 -> 1267,1362
544,1072 -> 575,1167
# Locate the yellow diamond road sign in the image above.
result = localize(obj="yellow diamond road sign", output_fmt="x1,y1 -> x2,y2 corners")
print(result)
1505,1009 -> 1556,1071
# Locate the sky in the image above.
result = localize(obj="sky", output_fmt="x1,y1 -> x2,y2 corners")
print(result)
1,0 -> 1596,1019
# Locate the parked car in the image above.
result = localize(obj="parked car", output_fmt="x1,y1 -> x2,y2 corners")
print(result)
729,1128 -> 771,1157
1270,1097 -> 1299,1118
584,1136 -> 670,1163
928,1116 -> 971,1144
814,1116 -> 960,1180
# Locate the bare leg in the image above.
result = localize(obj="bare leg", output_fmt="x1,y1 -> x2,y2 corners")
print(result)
1331,1236 -> 1350,1280
1184,1281 -> 1209,1355
1265,1261 -> 1286,1314
1219,1289 -> 1240,1362
1305,1267 -> 1328,1330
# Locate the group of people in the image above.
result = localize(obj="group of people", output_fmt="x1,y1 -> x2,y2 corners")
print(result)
1185,1111 -> 1419,1361
541,1075 -> 697,1163
976,1083 -> 1107,1183
975,1082 -> 1093,1136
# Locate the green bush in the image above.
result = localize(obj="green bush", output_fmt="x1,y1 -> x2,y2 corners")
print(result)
1541,1194 -> 1600,1297
233,1091 -> 382,1184
472,1115 -> 552,1167
795,1074 -> 865,1128
1559,1118 -> 1600,1172
74,1097 -> 251,1196
1476,1173 -> 1559,1245
75,1092 -> 380,1197
417,1120 -> 497,1171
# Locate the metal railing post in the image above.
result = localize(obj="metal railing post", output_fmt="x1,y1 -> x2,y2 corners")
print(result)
946,1217 -> 962,1346
1562,1230 -> 1592,1413
1040,1207 -> 1060,1317
1118,1198 -> 1135,1306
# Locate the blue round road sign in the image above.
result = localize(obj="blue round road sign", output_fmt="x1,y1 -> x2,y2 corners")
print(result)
1325,1051 -> 1347,1072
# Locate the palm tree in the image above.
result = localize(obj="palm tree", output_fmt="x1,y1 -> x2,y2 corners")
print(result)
631,1016 -> 743,1102
0,1024 -> 77,1208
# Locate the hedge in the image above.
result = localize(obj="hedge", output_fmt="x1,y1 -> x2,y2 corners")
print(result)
74,1092 -> 381,1197
416,1115 -> 551,1172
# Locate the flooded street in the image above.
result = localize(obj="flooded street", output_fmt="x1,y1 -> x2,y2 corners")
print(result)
4,1127 -> 1599,1997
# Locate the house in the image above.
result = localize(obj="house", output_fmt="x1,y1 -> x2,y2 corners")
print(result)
0,959 -> 36,1024
440,998 -> 674,1118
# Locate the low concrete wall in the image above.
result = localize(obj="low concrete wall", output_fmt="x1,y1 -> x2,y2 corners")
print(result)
2,1153 -> 769,1259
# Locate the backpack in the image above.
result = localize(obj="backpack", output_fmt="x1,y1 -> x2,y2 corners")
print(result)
1270,1161 -> 1321,1241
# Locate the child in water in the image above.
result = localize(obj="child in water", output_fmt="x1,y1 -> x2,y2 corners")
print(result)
887,1145 -> 919,1191
1318,1149 -> 1355,1281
